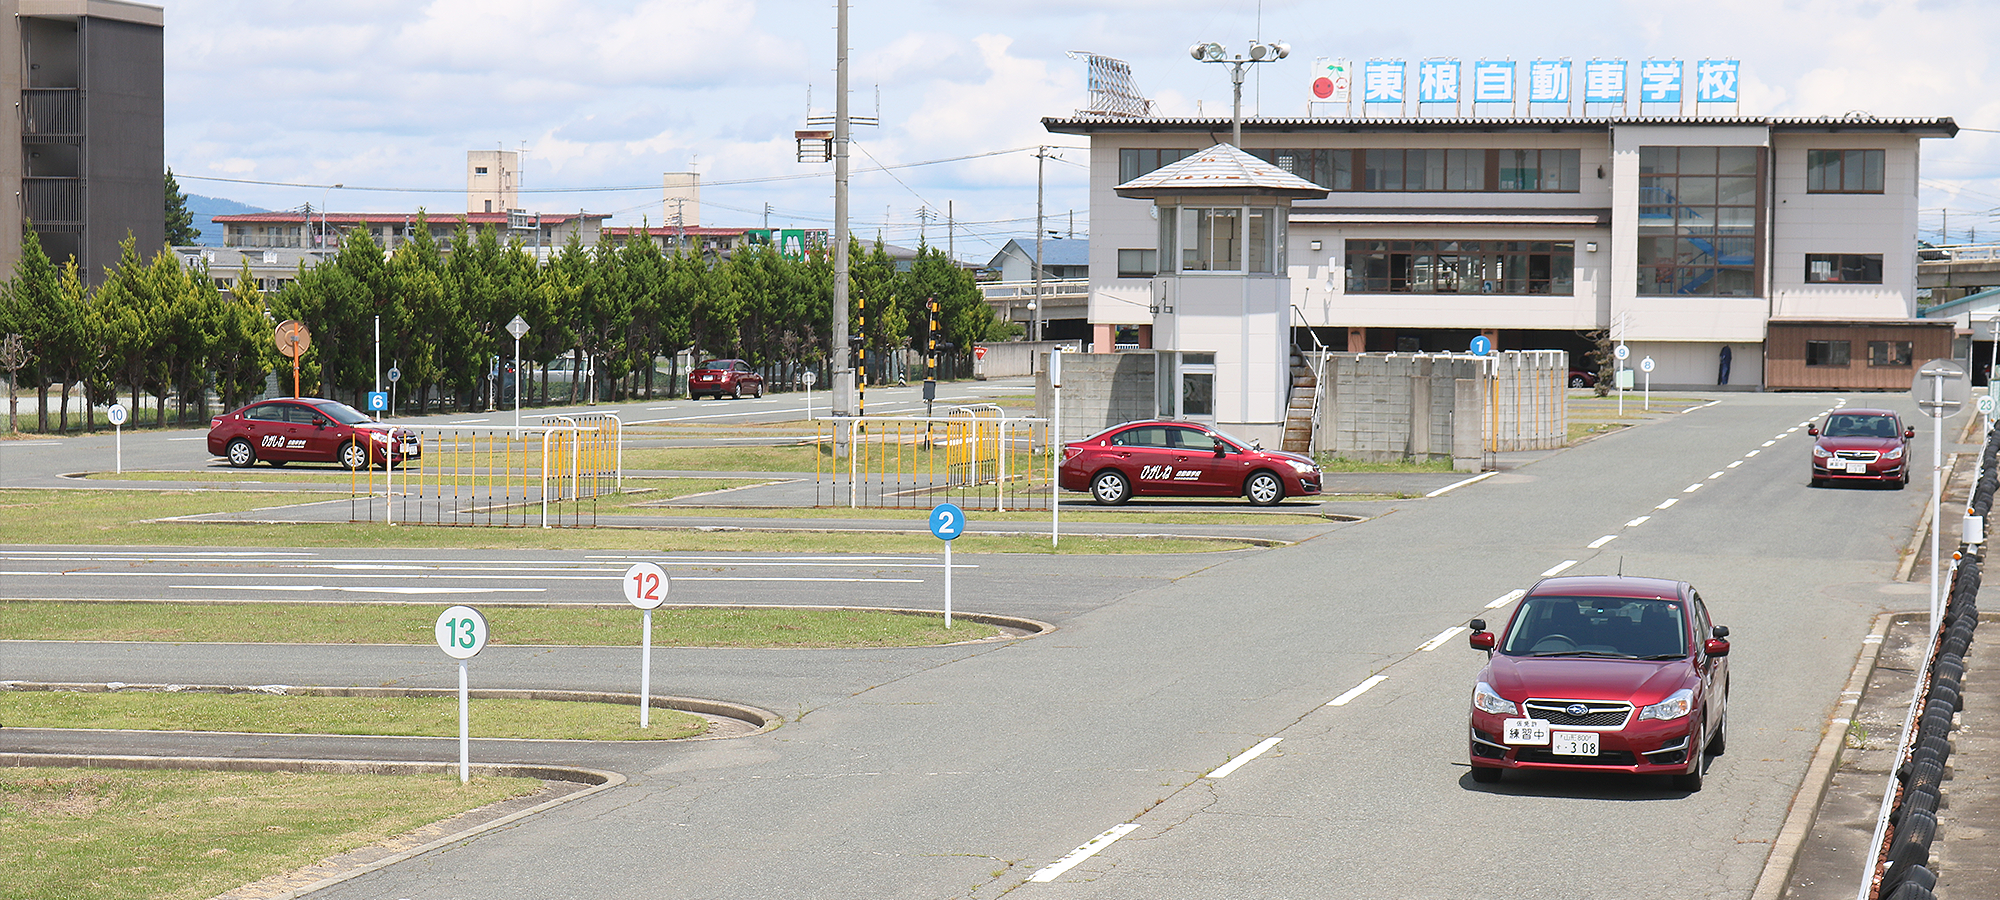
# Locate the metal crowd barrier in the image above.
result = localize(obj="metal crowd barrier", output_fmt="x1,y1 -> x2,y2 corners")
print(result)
347,414 -> 622,528
813,411 -> 1052,510
1863,421 -> 1994,900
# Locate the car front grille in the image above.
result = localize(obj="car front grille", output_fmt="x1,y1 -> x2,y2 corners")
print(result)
1835,450 -> 1881,462
1523,699 -> 1632,728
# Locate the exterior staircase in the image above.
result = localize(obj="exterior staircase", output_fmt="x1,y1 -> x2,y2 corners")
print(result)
1282,349 -> 1319,454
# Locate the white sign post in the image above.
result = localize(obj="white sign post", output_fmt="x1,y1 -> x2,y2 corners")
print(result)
622,562 -> 668,727
433,605 -> 489,783
1640,356 -> 1655,410
107,403 -> 127,473
1614,343 -> 1631,416
802,368 -> 817,420
507,315 -> 530,435
1049,348 -> 1062,549
1913,359 -> 1968,630
929,504 -> 964,627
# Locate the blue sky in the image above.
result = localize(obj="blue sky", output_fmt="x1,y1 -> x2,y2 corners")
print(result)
165,0 -> 2000,263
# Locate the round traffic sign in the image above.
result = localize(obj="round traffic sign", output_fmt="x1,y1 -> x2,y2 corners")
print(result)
1614,343 -> 1630,361
107,403 -> 127,426
1980,395 -> 1997,416
387,366 -> 402,383
274,320 -> 312,358
1468,335 -> 1492,356
1640,356 -> 1655,373
801,370 -> 817,387
623,562 -> 668,610
929,503 -> 965,541
435,605 -> 489,659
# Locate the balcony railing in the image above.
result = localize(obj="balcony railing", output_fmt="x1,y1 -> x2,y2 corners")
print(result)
20,89 -> 81,139
23,177 -> 82,225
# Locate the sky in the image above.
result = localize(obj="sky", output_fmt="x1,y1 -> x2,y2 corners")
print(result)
165,0 -> 2000,264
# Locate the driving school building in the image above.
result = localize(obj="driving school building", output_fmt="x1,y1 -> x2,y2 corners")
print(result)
1044,115 -> 1957,391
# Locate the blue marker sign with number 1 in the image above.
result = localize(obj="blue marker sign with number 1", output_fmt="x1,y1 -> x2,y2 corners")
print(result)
929,503 -> 964,541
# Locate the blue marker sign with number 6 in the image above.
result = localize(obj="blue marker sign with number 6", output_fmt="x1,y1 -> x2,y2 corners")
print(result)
929,503 -> 965,541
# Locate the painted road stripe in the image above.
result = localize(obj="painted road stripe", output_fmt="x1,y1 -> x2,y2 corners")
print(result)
1708,471 -> 1725,479
1328,676 -> 1388,708
1746,449 -> 1760,458
1207,736 -> 1284,777
1626,515 -> 1651,527
1588,535 -> 1617,549
20,571 -> 924,584
1683,400 -> 1721,412
180,585 -> 548,594
1487,589 -> 1526,609
1541,560 -> 1578,577
1419,627 -> 1466,652
1426,471 -> 1497,497
1727,460 -> 1743,468
1762,440 -> 1776,447
1030,824 -> 1141,883
1657,498 -> 1679,509
1683,483 -> 1704,493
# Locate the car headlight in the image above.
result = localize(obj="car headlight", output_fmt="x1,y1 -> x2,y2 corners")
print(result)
1813,445 -> 1832,459
1639,688 -> 1694,722
1473,681 -> 1517,716
1286,459 -> 1318,475
1886,447 -> 1904,461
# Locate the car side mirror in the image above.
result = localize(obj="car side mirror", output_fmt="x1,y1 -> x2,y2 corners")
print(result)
1469,619 -> 1494,651
1807,426 -> 1820,436
1905,428 -> 1916,439
1704,638 -> 1730,658
1213,444 -> 1227,457
1712,625 -> 1729,639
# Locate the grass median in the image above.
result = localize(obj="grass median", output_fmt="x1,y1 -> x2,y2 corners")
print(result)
1,766 -> 544,900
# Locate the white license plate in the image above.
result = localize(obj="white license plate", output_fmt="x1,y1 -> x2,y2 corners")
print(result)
1845,461 -> 1869,474
1504,718 -> 1550,745
1552,731 -> 1600,756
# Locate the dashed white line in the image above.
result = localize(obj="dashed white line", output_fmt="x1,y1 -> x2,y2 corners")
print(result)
1419,627 -> 1467,652
1327,676 -> 1387,707
1708,471 -> 1725,480
1426,471 -> 1498,497
1727,460 -> 1743,469
1029,823 -> 1141,882
1541,560 -> 1578,577
1487,589 -> 1526,609
1745,449 -> 1760,458
1762,440 -> 1776,447
1206,736 -> 1284,777
1587,535 -> 1618,549
1626,515 -> 1651,527
1657,498 -> 1678,509
1683,483 -> 1704,493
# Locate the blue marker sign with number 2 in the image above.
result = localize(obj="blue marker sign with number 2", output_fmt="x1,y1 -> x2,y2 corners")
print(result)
929,503 -> 965,541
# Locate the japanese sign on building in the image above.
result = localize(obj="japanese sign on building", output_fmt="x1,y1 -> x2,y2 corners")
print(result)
1338,57 -> 1740,113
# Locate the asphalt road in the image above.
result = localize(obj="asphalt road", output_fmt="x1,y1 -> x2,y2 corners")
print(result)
0,389 -> 1952,899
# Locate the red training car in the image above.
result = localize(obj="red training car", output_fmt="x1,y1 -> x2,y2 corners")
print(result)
688,359 -> 764,400
1808,408 -> 1912,489
1057,420 -> 1322,506
207,397 -> 419,470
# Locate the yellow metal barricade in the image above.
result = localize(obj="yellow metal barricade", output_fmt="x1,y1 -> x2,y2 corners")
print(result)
348,415 -> 621,527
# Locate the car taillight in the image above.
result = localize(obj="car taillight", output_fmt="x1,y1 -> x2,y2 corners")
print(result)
1062,446 -> 1081,460
210,418 -> 222,429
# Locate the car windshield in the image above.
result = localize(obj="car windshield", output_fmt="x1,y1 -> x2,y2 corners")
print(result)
316,402 -> 374,425
697,360 -> 725,369
1822,414 -> 1898,438
1501,596 -> 1687,659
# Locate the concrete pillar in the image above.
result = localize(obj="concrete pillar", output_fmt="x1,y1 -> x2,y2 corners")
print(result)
1092,322 -> 1113,354
1453,377 -> 1484,472
1347,327 -> 1367,352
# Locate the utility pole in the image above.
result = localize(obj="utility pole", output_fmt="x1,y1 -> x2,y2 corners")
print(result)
1034,146 -> 1048,342
832,0 -> 853,425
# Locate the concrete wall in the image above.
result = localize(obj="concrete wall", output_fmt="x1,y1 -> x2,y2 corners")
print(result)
1311,350 -> 1568,464
972,340 -> 1082,379
1035,350 -> 1157,444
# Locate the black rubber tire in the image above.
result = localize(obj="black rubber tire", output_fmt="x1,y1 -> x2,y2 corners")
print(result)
1569,376 -> 1587,388
1708,710 -> 1726,756
1671,734 -> 1705,792
339,440 -> 370,471
1245,471 -> 1285,506
1090,470 -> 1131,505
267,459 -> 287,467
226,438 -> 256,468
1469,765 -> 1502,784
732,383 -> 742,399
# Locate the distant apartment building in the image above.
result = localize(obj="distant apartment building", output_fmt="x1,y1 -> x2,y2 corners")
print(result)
0,0 -> 164,282
467,149 -> 520,214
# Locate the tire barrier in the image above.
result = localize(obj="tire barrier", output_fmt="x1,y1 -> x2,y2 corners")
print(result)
1866,418 -> 1994,899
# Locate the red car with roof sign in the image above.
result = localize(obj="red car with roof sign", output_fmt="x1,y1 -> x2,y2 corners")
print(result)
1057,420 -> 1322,506
1466,575 -> 1731,791
688,359 -> 764,400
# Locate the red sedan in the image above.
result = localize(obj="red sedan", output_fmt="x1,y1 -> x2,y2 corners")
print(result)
207,397 -> 419,469
1057,420 -> 1322,506
1809,408 -> 1913,489
1466,575 -> 1731,791
688,359 -> 764,400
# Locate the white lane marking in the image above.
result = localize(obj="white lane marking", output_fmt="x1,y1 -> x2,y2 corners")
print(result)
450,418 -> 491,424
1487,589 -> 1526,609
1762,440 -> 1776,447
1745,449 -> 1760,458
1328,676 -> 1388,708
179,585 -> 548,594
1683,483 -> 1704,493
1207,736 -> 1284,777
1426,471 -> 1498,497
1587,535 -> 1618,549
1030,823 -> 1142,883
0,440 -> 62,446
1540,560 -> 1578,577
1683,400 -> 1721,412
17,570 -> 923,584
167,437 -> 207,442
1657,498 -> 1678,509
1727,461 -> 1743,469
1626,515 -> 1651,527
1708,471 -> 1725,480
1419,627 -> 1466,652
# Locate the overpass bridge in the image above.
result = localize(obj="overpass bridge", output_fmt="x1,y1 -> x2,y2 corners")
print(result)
1919,243 -> 2000,290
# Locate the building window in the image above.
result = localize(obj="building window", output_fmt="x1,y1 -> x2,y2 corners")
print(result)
1805,340 -> 1852,367
475,166 -> 489,175
1165,206 -> 1279,274
1868,340 -> 1913,367
1117,248 -> 1157,278
1805,253 -> 1883,284
1119,148 -> 1197,182
1246,148 -> 1573,192
1344,240 -> 1574,295
1637,146 -> 1763,297
1807,149 -> 1884,193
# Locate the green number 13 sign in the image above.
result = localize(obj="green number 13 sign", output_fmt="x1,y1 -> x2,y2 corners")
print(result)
434,605 -> 489,660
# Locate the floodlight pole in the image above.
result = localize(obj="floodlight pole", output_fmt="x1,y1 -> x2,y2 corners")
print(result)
1191,41 -> 1290,147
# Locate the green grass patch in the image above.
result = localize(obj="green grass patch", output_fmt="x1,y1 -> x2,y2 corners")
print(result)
1569,421 -> 1633,443
622,444 -> 826,471
1310,454 -> 1456,474
0,766 -> 540,900
0,489 -> 1255,553
0,690 -> 707,740
0,600 -> 998,648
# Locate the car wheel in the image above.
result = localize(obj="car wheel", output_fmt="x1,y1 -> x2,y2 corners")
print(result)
226,438 -> 256,468
1570,375 -> 1587,388
1090,470 -> 1131,505
1708,710 -> 1726,756
267,460 -> 287,468
1809,475 -> 1825,488
1245,471 -> 1285,506
1671,732 -> 1705,792
339,441 -> 370,471
732,384 -> 742,400
1470,765 -> 1502,784
754,383 -> 763,398
1896,470 -> 1909,491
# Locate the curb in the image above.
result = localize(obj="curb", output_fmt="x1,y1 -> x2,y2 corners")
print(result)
1749,611 -> 1897,900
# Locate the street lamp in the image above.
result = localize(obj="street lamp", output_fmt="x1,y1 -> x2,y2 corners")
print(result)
1190,40 -> 1291,147
320,183 -> 342,250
